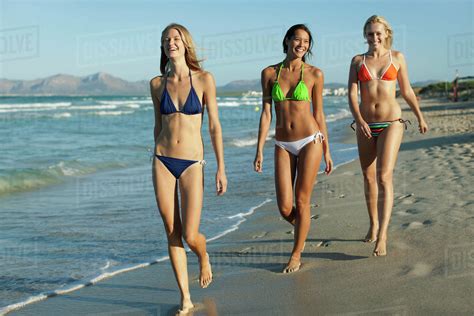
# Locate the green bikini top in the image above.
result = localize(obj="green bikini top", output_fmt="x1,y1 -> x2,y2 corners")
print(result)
271,62 -> 310,102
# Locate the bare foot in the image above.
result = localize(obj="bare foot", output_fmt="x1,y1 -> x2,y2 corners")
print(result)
199,252 -> 213,288
364,225 -> 378,243
282,256 -> 301,274
373,238 -> 387,257
176,296 -> 194,315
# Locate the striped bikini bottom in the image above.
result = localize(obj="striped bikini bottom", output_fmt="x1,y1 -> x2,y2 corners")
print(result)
351,118 -> 411,137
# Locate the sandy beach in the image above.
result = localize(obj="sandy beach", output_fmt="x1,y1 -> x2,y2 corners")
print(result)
10,98 -> 474,315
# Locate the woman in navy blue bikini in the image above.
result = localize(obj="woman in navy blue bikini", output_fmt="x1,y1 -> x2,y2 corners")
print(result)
150,23 -> 227,314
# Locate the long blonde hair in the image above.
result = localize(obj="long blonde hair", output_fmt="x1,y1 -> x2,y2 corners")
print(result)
160,23 -> 202,75
363,15 -> 393,49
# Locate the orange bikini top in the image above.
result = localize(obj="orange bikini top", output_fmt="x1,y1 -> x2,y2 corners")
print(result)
358,50 -> 398,82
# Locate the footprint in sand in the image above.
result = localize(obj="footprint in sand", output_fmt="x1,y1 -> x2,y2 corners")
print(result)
238,247 -> 253,255
406,208 -> 421,215
313,241 -> 324,248
422,220 -> 433,226
252,232 -> 268,239
322,241 -> 332,247
394,210 -> 411,217
401,199 -> 415,205
402,221 -> 423,229
397,193 -> 414,200
402,220 -> 433,229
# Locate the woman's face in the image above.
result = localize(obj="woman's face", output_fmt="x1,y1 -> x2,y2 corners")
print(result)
162,28 -> 186,59
286,29 -> 310,59
365,22 -> 387,49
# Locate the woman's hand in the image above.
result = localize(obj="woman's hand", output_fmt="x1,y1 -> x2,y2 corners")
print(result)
418,118 -> 428,134
254,152 -> 263,173
324,153 -> 333,175
216,169 -> 227,196
356,119 -> 372,139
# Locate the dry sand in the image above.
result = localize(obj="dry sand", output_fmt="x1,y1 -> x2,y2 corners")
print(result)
11,99 -> 474,315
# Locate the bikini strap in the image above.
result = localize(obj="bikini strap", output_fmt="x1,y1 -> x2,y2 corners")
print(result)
363,54 -> 366,63
388,118 -> 411,129
276,63 -> 284,81
350,120 -> 356,131
163,70 -> 169,89
398,118 -> 411,130
189,68 -> 193,86
389,50 -> 393,63
301,62 -> 305,81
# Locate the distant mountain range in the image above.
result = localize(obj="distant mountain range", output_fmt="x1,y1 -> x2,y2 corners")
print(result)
0,72 -> 441,96
0,73 -> 148,96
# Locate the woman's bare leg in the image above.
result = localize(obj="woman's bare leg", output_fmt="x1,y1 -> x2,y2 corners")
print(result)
281,141 -> 322,273
373,122 -> 404,256
179,163 -> 212,288
152,159 -> 193,312
356,131 -> 379,243
274,146 -> 297,225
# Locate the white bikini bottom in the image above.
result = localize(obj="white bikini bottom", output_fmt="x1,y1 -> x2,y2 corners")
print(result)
275,131 -> 325,156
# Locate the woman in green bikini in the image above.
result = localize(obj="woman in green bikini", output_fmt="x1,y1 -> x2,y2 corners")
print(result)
348,15 -> 428,256
254,24 -> 333,273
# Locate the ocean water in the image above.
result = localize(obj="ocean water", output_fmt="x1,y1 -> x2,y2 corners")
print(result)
0,94 -> 357,311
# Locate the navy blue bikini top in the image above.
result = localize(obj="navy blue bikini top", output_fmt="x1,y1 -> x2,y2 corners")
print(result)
160,70 -> 203,115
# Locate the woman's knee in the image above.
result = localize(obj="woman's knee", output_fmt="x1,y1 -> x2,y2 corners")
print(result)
278,202 -> 293,218
377,170 -> 393,188
183,231 -> 201,248
295,196 -> 310,214
362,168 -> 377,185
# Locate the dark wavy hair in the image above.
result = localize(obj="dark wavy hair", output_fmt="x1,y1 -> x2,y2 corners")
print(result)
282,24 -> 314,62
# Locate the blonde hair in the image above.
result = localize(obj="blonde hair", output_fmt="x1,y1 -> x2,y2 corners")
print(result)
363,15 -> 393,49
160,23 -> 202,75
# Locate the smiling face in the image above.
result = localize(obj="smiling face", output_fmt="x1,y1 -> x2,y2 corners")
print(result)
162,28 -> 186,60
286,28 -> 311,59
364,22 -> 388,49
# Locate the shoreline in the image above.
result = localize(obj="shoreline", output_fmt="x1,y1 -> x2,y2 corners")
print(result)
6,98 -> 474,315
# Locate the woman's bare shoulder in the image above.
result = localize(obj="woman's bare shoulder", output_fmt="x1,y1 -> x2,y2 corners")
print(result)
150,75 -> 163,88
261,64 -> 279,78
351,54 -> 365,64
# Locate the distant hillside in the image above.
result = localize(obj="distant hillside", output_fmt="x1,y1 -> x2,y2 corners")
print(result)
217,79 -> 261,94
0,72 -> 148,96
412,80 -> 440,88
418,79 -> 474,100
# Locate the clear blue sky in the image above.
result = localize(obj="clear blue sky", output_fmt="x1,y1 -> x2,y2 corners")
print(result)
0,0 -> 472,86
